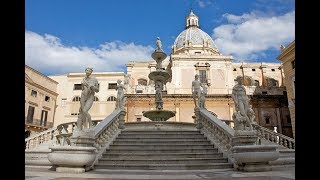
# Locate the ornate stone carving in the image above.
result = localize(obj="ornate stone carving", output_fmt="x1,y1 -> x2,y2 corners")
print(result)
77,67 -> 99,131
115,79 -> 126,110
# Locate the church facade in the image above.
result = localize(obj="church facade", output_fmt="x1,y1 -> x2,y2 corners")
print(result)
48,10 -> 293,137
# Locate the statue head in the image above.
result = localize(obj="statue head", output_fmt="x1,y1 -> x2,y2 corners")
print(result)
157,37 -> 160,40
85,67 -> 93,76
195,74 -> 199,80
236,76 -> 243,85
117,79 -> 122,84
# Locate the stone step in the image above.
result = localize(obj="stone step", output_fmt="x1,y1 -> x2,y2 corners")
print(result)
105,148 -> 218,153
112,141 -> 211,145
98,157 -> 228,164
117,134 -> 205,138
102,152 -> 223,159
120,131 -> 201,135
109,144 -> 215,150
95,163 -> 233,170
115,137 -> 208,140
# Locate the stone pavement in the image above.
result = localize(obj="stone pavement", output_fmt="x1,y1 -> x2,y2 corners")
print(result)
25,166 -> 295,179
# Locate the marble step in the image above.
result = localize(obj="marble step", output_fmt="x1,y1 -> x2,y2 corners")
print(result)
98,157 -> 228,164
109,144 -> 215,150
102,152 -> 223,159
95,163 -> 233,170
105,148 -> 218,153
112,140 -> 211,145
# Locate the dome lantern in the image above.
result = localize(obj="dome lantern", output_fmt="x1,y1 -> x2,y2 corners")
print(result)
186,9 -> 199,28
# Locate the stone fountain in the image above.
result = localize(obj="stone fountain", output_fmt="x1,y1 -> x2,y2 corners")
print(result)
143,37 -> 176,121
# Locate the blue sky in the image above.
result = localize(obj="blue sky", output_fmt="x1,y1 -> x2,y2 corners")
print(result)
25,0 -> 295,75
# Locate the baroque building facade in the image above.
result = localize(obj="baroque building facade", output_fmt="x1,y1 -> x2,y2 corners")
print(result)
277,40 -> 295,138
25,65 -> 58,137
48,10 -> 293,137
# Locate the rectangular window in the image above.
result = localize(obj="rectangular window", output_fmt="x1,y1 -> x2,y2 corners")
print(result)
291,60 -> 295,69
271,69 -> 275,71
199,70 -> 207,83
31,90 -> 37,97
265,116 -> 270,124
252,69 -> 256,71
108,83 -> 117,89
27,106 -> 35,123
233,68 -> 237,71
45,96 -> 50,102
136,117 -> 141,122
61,98 -> 67,107
40,110 -> 48,126
286,115 -> 291,124
73,84 -> 82,90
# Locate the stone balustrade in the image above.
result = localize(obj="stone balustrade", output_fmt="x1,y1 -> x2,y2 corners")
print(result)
195,108 -> 235,162
25,120 -> 102,150
252,124 -> 295,149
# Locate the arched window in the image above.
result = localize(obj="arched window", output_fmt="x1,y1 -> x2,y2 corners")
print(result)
138,79 -> 147,86
72,96 -> 81,101
107,96 -> 116,101
254,80 -> 260,86
94,96 -> 99,101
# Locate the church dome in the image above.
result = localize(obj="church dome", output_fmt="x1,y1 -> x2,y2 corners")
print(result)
172,10 -> 220,55
174,27 -> 217,50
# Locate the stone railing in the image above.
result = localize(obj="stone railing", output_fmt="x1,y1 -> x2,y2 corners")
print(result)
25,120 -> 102,150
252,124 -> 295,149
89,109 -> 126,169
195,108 -> 235,163
25,127 -> 57,150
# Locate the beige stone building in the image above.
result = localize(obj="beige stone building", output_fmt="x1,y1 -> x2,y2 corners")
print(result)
277,40 -> 295,138
49,72 -> 125,127
48,10 -> 293,137
25,65 -> 58,137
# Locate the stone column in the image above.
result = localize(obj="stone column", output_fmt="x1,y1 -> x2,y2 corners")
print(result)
175,102 -> 180,122
278,66 -> 285,87
260,64 -> 267,88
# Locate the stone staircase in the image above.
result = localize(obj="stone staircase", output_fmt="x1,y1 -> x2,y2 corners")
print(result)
95,129 -> 233,170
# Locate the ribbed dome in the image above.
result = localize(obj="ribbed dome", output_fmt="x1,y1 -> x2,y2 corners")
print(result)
173,27 -> 218,50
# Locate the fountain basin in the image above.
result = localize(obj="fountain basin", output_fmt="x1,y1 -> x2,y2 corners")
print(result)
149,70 -> 170,82
143,110 -> 176,121
151,50 -> 167,61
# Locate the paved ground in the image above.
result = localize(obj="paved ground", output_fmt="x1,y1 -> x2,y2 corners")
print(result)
25,166 -> 295,179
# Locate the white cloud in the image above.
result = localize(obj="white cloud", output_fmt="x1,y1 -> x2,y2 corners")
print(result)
25,31 -> 154,75
212,11 -> 295,61
196,0 -> 212,8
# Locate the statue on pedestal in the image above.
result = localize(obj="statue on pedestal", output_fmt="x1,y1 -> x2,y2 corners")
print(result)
231,76 -> 252,131
199,85 -> 207,109
115,79 -> 126,110
77,67 -> 99,131
192,74 -> 202,108
156,37 -> 163,51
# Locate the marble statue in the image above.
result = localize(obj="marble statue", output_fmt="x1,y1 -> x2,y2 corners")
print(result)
124,74 -> 131,92
231,76 -> 252,130
77,67 -> 99,130
156,37 -> 163,51
199,85 -> 207,109
192,74 -> 202,108
247,105 -> 257,124
273,127 -> 280,143
155,81 -> 163,110
115,79 -> 126,110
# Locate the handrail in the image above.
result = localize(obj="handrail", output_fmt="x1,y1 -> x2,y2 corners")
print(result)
25,119 -> 103,150
252,124 -> 295,149
89,109 -> 126,169
196,108 -> 235,164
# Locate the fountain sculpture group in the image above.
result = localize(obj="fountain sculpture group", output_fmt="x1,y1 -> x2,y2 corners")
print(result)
47,37 -> 279,173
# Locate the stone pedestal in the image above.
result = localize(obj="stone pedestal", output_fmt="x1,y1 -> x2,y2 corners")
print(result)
231,145 -> 279,172
48,129 -> 97,173
48,146 -> 96,173
232,130 -> 258,146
